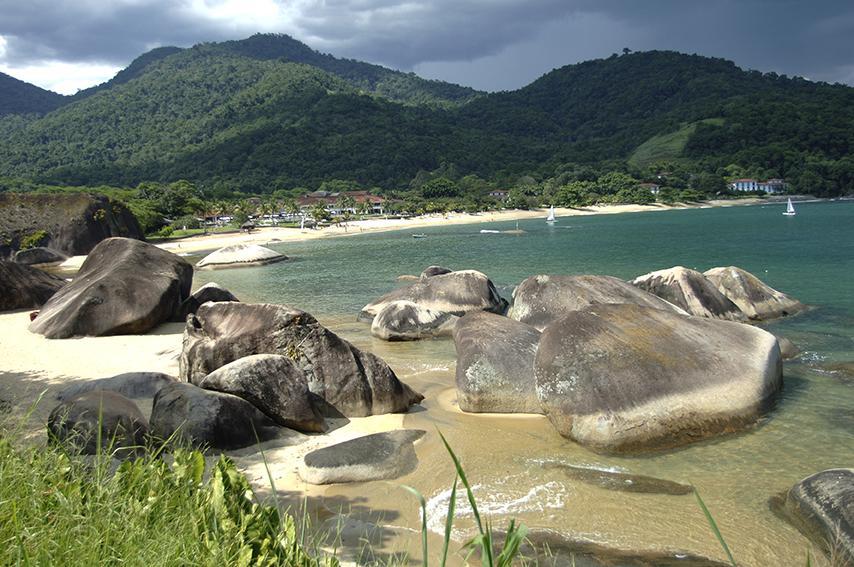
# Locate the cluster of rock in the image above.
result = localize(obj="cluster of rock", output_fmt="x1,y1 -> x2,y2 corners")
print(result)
0,261 -> 67,311
360,267 -> 508,341
453,267 -> 802,453
0,192 -> 144,259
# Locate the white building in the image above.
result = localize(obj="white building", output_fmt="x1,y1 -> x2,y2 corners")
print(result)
730,178 -> 759,192
758,179 -> 785,194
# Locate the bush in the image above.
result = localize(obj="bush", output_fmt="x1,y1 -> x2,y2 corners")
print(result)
155,225 -> 174,238
170,214 -> 201,230
19,229 -> 49,249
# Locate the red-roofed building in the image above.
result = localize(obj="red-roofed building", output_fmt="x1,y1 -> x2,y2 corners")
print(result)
297,190 -> 385,214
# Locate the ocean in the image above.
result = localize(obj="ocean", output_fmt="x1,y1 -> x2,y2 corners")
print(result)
194,201 -> 854,565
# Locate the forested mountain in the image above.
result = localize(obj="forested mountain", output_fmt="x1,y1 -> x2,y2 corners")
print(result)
0,72 -> 66,116
0,39 -> 852,196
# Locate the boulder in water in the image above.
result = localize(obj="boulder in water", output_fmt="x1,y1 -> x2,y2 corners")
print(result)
453,311 -> 543,414
0,261 -> 66,312
298,430 -> 425,484
703,266 -> 805,320
150,382 -> 279,450
509,274 -> 686,331
199,354 -> 326,433
180,302 -> 423,417
196,244 -> 286,269
359,269 -> 507,321
48,391 -> 149,457
783,469 -> 853,564
370,300 -> 458,341
14,247 -> 67,265
29,238 -> 192,338
173,282 -> 239,321
535,304 -> 782,452
630,266 -> 746,321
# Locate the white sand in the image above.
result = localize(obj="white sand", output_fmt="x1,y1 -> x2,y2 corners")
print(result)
0,309 -> 407,504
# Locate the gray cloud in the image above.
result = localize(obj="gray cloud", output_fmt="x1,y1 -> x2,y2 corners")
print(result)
0,0 -> 852,92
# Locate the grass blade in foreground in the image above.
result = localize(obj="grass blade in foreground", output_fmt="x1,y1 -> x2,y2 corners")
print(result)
401,485 -> 429,567
694,488 -> 737,566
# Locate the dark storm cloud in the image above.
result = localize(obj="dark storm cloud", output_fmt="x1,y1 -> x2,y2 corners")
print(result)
1,0 -> 853,90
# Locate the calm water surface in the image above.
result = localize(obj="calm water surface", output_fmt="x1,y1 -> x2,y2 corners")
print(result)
195,202 -> 854,565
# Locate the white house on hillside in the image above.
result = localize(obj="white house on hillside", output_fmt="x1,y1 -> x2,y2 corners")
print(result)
730,178 -> 759,192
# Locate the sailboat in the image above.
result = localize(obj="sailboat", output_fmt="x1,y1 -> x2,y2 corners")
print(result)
546,206 -> 556,224
783,198 -> 796,216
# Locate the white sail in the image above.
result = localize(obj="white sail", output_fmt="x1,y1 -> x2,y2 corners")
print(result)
546,206 -> 556,222
783,198 -> 796,216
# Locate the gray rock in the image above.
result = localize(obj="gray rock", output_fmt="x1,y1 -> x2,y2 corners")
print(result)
48,391 -> 148,457
150,382 -> 279,450
29,238 -> 193,338
14,247 -> 67,265
784,469 -> 853,565
703,266 -> 805,320
360,269 -> 507,321
509,274 -> 686,331
453,311 -> 543,414
775,335 -> 800,360
542,463 -> 694,495
196,244 -> 286,269
630,266 -> 746,321
200,354 -> 326,433
535,304 -> 782,452
180,302 -> 423,417
0,261 -> 66,312
421,265 -> 452,278
173,282 -> 239,321
57,372 -> 178,401
298,430 -> 425,484
370,300 -> 458,341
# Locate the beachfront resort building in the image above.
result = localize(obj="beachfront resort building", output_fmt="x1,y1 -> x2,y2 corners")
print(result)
297,190 -> 386,215
488,190 -> 509,200
729,178 -> 785,194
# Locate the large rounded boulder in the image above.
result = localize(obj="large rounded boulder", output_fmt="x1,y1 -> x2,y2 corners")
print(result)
180,302 -> 423,417
370,300 -> 458,341
783,469 -> 853,564
359,269 -> 507,321
150,382 -> 279,450
0,261 -> 66,312
703,266 -> 805,320
453,311 -> 543,414
630,266 -> 746,321
196,244 -> 286,269
48,391 -> 149,457
29,238 -> 192,338
199,354 -> 326,433
534,304 -> 782,452
508,274 -> 686,331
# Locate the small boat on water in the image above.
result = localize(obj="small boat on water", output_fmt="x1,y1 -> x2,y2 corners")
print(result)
412,233 -> 427,238
480,229 -> 501,234
546,206 -> 556,224
783,198 -> 796,216
502,221 -> 526,235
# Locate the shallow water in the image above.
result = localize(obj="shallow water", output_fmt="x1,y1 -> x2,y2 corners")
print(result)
194,201 -> 854,565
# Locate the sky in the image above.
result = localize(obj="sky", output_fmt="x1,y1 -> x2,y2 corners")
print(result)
1,0 -> 853,95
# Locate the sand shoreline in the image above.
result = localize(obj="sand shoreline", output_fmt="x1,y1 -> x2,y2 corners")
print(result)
153,198 -> 769,256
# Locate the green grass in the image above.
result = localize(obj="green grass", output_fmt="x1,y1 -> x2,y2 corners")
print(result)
0,434 -> 336,566
628,118 -> 725,169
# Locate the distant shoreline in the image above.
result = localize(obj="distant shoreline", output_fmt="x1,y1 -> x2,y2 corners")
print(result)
152,197 -> 785,257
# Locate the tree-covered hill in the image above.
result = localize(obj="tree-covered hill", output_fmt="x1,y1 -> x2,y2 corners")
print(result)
0,72 -> 66,116
0,43 -> 852,196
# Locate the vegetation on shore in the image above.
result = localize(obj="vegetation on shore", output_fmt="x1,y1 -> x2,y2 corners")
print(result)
1,37 -> 852,198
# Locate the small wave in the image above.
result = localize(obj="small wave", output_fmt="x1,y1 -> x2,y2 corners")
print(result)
799,351 -> 827,363
424,475 -> 567,540
401,363 -> 452,376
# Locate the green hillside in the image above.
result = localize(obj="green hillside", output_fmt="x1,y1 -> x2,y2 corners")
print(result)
0,43 -> 852,196
629,118 -> 725,168
0,72 -> 66,116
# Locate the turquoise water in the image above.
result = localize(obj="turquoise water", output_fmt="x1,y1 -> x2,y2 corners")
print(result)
194,201 -> 854,565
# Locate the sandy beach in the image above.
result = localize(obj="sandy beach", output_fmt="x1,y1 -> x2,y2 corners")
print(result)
153,200 -> 764,256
